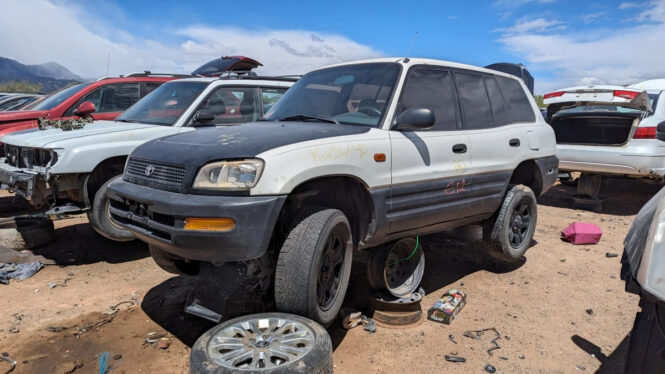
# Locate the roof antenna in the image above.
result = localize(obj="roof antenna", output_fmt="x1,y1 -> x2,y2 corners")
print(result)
404,31 -> 418,63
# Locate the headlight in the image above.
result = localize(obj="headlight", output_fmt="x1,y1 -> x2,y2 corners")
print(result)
193,159 -> 264,190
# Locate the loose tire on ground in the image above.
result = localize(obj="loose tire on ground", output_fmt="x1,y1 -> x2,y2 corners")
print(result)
367,238 -> 425,298
0,216 -> 54,250
483,184 -> 537,262
87,175 -> 135,242
189,312 -> 333,374
274,208 -> 353,327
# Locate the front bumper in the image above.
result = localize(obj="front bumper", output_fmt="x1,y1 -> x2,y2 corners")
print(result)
106,178 -> 287,263
0,159 -> 39,199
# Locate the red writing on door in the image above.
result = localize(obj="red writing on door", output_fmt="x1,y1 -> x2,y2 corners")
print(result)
445,179 -> 468,195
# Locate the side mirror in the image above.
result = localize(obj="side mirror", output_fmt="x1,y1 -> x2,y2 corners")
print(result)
192,110 -> 215,126
658,121 -> 665,142
395,107 -> 435,131
74,101 -> 96,117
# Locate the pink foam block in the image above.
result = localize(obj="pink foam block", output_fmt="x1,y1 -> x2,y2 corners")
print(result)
561,222 -> 603,245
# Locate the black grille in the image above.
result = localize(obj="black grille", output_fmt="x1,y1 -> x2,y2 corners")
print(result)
125,157 -> 186,189
1,145 -> 54,168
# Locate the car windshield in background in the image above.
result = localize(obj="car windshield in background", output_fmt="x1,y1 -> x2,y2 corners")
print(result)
116,81 -> 207,126
555,94 -> 659,116
27,83 -> 91,110
263,62 -> 401,127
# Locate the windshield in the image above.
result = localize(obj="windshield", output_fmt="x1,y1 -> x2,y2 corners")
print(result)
263,62 -> 401,127
555,94 -> 659,116
116,81 -> 207,126
27,83 -> 91,110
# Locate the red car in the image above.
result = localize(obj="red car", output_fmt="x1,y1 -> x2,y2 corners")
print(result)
0,74 -> 182,139
0,56 -> 263,139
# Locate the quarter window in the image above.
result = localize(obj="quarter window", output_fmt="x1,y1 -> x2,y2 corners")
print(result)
260,88 -> 287,115
484,77 -> 510,126
495,76 -> 535,123
398,68 -> 458,131
455,73 -> 494,130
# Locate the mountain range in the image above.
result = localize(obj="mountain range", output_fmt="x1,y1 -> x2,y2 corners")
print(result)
0,56 -> 84,93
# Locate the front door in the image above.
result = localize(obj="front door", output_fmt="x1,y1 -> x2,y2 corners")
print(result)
388,66 -> 472,234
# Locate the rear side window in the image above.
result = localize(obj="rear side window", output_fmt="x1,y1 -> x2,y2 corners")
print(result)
495,76 -> 535,123
484,77 -> 510,126
398,68 -> 458,131
260,88 -> 288,115
455,73 -> 494,130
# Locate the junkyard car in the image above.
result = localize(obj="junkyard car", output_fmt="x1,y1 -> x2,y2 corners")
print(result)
622,185 -> 665,373
544,81 -> 663,197
0,94 -> 43,111
107,58 -> 558,326
0,76 -> 294,241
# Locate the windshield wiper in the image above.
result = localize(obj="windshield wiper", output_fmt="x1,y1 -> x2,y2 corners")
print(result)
279,114 -> 339,124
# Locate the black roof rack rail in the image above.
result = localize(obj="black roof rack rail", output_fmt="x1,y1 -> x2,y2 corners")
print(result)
122,71 -> 195,78
216,71 -> 300,82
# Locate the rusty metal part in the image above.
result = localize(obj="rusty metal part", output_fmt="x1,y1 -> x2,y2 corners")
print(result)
372,309 -> 423,327
463,327 -> 502,356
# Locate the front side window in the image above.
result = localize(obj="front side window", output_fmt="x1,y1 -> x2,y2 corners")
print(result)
397,68 -> 458,131
27,82 -> 92,111
116,81 -> 207,126
455,73 -> 494,130
264,63 -> 401,127
67,83 -> 140,115
193,87 -> 261,125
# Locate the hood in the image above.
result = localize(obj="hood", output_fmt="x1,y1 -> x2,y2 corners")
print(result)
544,85 -> 652,119
0,109 -> 50,125
130,121 -> 371,190
1,120 -> 157,148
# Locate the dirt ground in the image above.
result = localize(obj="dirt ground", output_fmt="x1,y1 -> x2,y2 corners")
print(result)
0,178 -> 660,374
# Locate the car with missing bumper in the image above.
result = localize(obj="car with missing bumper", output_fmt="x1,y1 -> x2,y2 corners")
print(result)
543,81 -> 664,198
107,58 -> 558,326
0,75 -> 294,241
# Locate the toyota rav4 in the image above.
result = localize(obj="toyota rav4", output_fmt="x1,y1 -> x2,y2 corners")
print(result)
107,58 -> 558,326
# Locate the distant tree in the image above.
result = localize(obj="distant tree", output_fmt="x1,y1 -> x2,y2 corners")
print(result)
0,81 -> 43,93
533,95 -> 545,108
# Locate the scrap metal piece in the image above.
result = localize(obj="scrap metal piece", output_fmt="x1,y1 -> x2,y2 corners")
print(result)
343,311 -> 362,330
445,355 -> 466,363
0,355 -> 16,374
463,327 -> 502,356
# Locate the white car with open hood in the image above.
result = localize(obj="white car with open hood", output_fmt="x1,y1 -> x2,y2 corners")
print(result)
544,82 -> 664,196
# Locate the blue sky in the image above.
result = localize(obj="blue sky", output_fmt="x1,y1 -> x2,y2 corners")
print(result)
2,0 -> 665,93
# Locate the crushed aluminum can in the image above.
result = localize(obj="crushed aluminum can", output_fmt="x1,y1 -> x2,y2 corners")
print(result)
427,289 -> 466,324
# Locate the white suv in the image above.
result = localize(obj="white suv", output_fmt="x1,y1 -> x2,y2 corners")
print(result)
107,58 -> 558,326
544,80 -> 664,197
0,76 -> 294,241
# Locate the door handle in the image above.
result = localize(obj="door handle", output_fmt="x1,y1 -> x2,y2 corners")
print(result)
452,144 -> 467,154
509,138 -> 521,147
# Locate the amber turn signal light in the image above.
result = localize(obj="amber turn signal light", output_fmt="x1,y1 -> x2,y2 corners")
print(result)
374,153 -> 386,162
184,217 -> 236,231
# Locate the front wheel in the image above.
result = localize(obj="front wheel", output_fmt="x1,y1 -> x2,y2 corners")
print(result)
274,208 -> 353,327
87,175 -> 135,242
483,184 -> 537,262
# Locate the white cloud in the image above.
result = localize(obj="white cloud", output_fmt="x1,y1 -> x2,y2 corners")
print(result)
497,0 -> 665,93
619,2 -> 644,9
581,12 -> 605,24
494,17 -> 566,33
0,0 -> 382,79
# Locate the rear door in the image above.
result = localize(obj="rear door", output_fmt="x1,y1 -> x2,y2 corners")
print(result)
455,72 -> 535,213
388,66 -> 472,233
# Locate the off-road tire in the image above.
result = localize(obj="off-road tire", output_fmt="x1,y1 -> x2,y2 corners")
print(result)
87,175 -> 135,242
275,208 -> 353,327
0,216 -> 54,250
483,184 -> 537,262
189,312 -> 333,374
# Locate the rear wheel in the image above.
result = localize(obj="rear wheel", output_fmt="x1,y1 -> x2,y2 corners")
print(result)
87,175 -> 135,242
274,208 -> 353,327
483,185 -> 537,262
